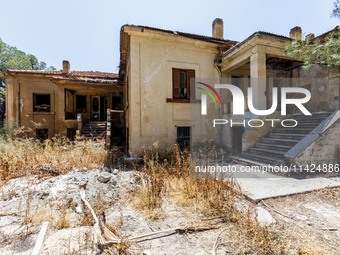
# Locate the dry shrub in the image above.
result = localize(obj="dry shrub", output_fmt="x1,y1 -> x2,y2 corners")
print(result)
131,145 -> 320,254
80,190 -> 111,226
28,202 -> 71,230
130,144 -> 239,219
130,144 -> 167,213
0,135 -> 106,183
105,214 -> 132,255
233,213 -> 289,255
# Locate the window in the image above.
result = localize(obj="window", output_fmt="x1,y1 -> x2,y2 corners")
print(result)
172,69 -> 195,100
33,94 -> 50,112
67,128 -> 76,141
76,95 -> 87,113
177,126 -> 191,149
36,128 -> 48,141
112,95 -> 123,110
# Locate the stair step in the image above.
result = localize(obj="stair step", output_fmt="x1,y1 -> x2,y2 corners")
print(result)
248,147 -> 287,155
268,133 -> 306,138
262,137 -> 300,143
82,120 -> 106,139
230,156 -> 264,166
255,143 -> 292,150
242,153 -> 285,164
228,112 -> 331,169
275,128 -> 313,133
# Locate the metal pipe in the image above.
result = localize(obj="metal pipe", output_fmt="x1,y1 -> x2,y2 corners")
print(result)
18,81 -> 21,127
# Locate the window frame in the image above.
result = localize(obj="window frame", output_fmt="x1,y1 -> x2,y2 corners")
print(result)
33,93 -> 51,112
172,68 -> 195,101
176,126 -> 191,150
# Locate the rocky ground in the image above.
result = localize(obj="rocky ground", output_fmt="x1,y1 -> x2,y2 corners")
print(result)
0,167 -> 339,255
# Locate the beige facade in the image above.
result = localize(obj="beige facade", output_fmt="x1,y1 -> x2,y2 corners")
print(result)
2,63 -> 123,140
217,31 -> 339,151
119,22 -> 339,157
119,25 -> 236,155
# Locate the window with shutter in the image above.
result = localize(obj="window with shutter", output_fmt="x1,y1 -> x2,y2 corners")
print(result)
172,69 -> 195,100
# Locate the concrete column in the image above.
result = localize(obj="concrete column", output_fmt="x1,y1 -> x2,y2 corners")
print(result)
221,72 -> 232,148
250,50 -> 267,110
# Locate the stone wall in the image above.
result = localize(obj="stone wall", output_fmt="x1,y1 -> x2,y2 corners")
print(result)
294,119 -> 340,166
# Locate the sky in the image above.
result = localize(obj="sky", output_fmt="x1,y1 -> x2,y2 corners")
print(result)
0,0 -> 338,73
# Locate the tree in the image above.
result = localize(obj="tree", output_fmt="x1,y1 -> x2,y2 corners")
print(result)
286,1 -> 340,68
0,38 -> 55,116
286,28 -> 340,68
332,0 -> 340,20
0,38 -> 55,73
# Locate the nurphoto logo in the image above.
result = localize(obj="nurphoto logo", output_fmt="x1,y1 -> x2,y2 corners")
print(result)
198,82 -> 312,128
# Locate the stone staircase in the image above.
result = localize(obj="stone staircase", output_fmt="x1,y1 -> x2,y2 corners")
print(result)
232,112 -> 332,166
82,121 -> 106,139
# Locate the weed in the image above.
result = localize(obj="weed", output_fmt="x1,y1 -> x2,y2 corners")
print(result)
0,135 -> 106,183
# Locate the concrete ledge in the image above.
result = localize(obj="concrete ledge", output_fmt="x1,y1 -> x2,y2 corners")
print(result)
285,110 -> 340,160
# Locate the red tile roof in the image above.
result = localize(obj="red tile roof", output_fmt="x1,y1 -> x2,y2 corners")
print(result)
3,69 -> 118,79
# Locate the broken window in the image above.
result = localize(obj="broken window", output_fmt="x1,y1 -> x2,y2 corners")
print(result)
33,94 -> 50,112
172,69 -> 195,100
177,126 -> 191,149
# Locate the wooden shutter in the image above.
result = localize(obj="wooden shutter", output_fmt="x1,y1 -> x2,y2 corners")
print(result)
187,70 -> 195,100
173,69 -> 181,99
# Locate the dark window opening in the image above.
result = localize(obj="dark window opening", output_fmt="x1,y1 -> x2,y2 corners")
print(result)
232,126 -> 244,152
112,94 -> 123,110
111,128 -> 124,146
67,128 -> 76,141
172,69 -> 195,100
273,79 -> 282,106
76,95 -> 87,113
232,76 -> 241,87
33,94 -> 50,112
177,126 -> 191,149
36,128 -> 48,141
100,96 -> 108,121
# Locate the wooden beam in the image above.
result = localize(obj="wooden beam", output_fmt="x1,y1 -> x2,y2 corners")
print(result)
31,221 -> 49,255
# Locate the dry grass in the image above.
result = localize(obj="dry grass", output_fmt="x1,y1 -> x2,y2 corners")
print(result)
0,135 -> 106,183
131,145 -> 239,216
129,145 -> 329,254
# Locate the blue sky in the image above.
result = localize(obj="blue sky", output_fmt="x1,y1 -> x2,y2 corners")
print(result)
0,0 -> 338,72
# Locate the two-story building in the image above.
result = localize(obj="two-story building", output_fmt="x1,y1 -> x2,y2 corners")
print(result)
1,61 -> 124,140
119,20 -> 339,167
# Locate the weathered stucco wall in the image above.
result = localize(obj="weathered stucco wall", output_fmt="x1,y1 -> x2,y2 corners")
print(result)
6,75 -> 61,137
5,74 -> 121,138
294,120 -> 340,166
127,30 -> 221,156
292,66 -> 340,113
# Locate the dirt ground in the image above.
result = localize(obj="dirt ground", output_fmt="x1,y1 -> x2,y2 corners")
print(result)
0,169 -> 339,255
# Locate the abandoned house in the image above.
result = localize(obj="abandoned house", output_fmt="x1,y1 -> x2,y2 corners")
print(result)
1,19 -> 339,166
1,61 -> 124,141
119,20 -> 339,166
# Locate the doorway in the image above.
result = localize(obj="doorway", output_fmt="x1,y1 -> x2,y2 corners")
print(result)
91,96 -> 108,121
232,126 -> 244,152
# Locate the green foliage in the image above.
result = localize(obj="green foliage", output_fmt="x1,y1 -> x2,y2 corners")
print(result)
0,38 -> 55,72
332,0 -> 340,19
0,38 -> 55,104
286,28 -> 340,68
286,1 -> 340,68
